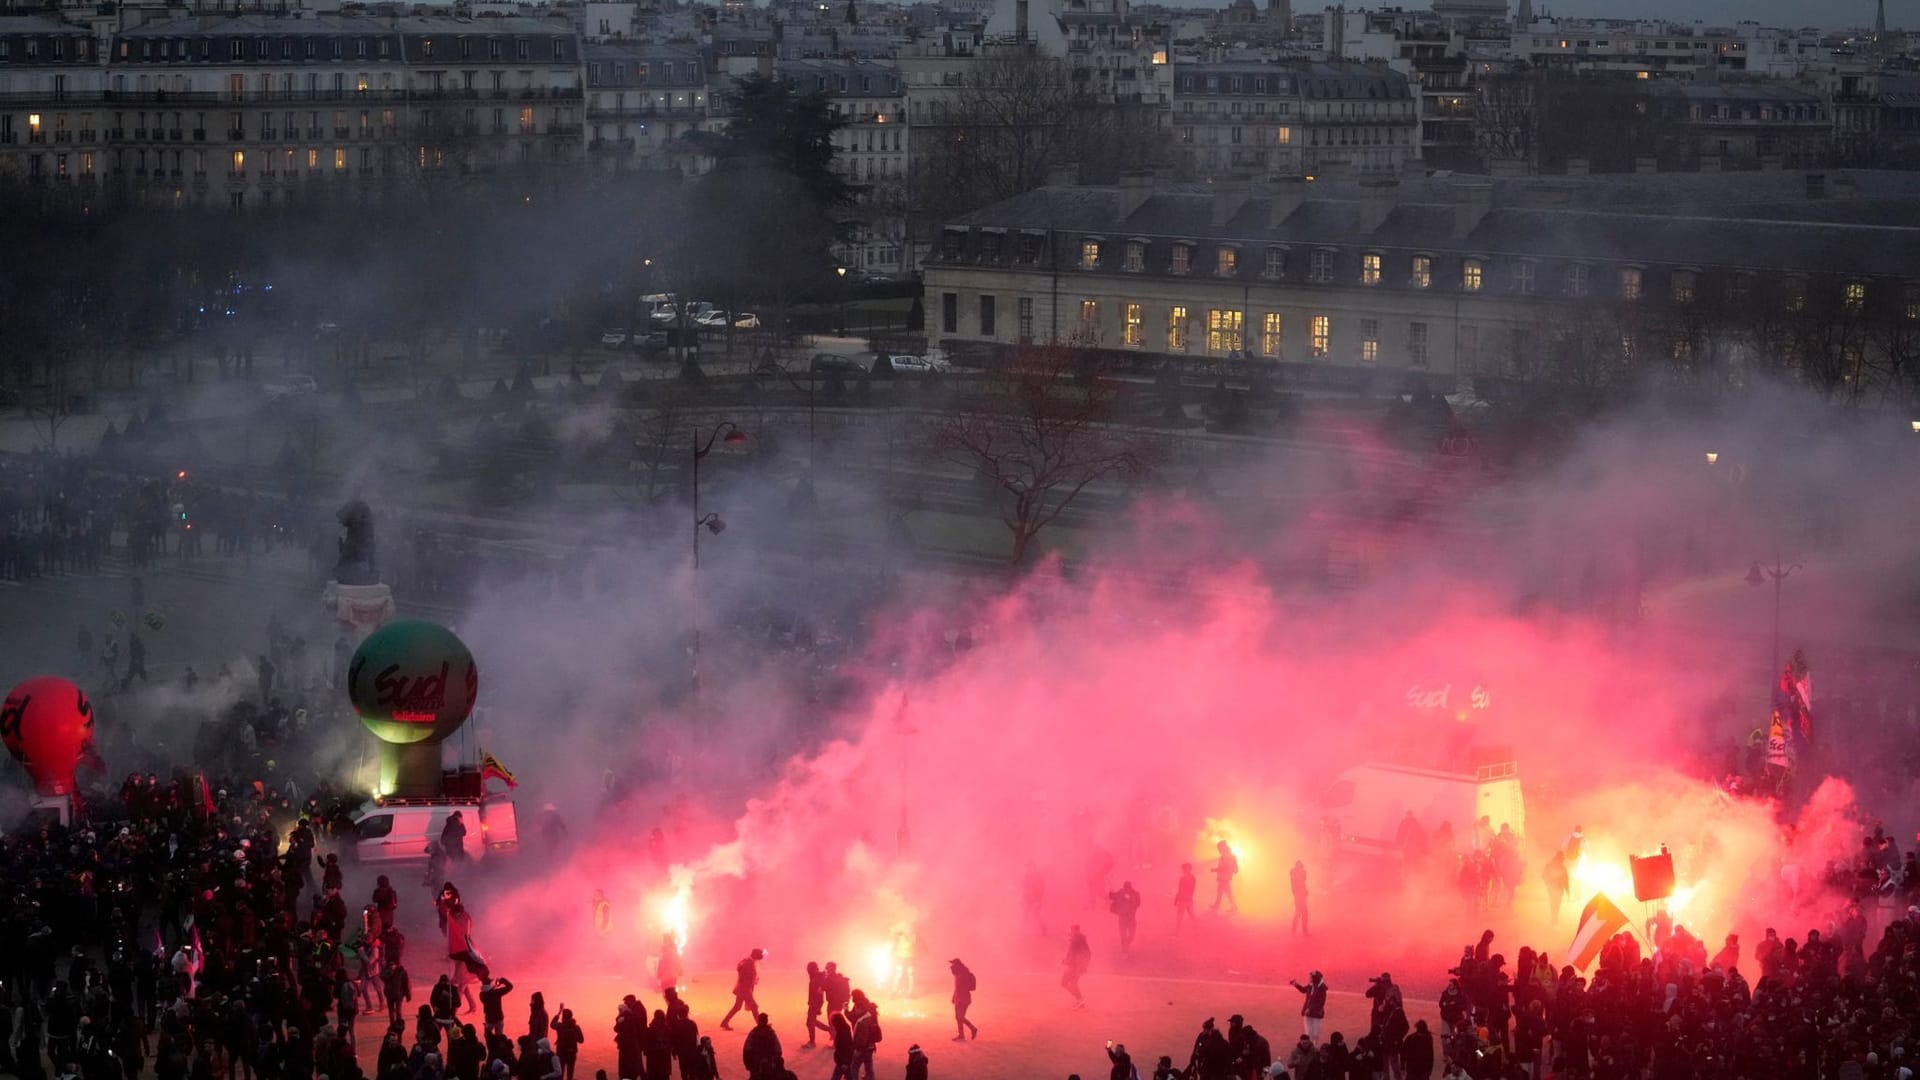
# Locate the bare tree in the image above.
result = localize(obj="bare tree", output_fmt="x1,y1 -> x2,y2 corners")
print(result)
927,345 -> 1157,564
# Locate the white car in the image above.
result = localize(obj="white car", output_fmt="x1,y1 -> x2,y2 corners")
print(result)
262,375 -> 319,401
600,328 -> 630,347
885,354 -> 949,374
693,310 -> 733,328
734,313 -> 762,329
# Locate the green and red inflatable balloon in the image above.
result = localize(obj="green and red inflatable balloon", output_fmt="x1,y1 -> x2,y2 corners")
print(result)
347,620 -> 478,745
3,676 -> 102,796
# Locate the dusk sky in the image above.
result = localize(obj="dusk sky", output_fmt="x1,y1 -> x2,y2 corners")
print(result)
1543,0 -> 1881,27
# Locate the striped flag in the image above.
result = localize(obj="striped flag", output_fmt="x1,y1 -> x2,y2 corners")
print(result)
1569,892 -> 1631,971
480,751 -> 518,790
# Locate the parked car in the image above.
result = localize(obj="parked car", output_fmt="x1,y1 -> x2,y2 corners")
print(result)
879,353 -> 949,375
734,313 -> 762,329
809,353 -> 864,374
600,328 -> 630,347
262,375 -> 319,401
692,310 -> 732,328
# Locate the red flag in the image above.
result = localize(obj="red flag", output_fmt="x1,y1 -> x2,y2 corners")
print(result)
197,772 -> 217,817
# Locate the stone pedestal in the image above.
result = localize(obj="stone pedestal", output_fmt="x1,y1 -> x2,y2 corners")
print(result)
324,581 -> 395,644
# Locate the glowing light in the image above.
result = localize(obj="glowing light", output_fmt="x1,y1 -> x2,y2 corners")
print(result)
1199,816 -> 1252,868
1570,854 -> 1631,898
1667,883 -> 1696,917
1705,451 -> 1719,465
646,874 -> 692,955
866,943 -> 892,986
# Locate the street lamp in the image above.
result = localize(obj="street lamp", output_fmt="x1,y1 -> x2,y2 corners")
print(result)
1746,558 -> 1801,678
1910,419 -> 1919,434
1704,451 -> 1719,465
690,421 -> 745,695
836,266 -> 849,337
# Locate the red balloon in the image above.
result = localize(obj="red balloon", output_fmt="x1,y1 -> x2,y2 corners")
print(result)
2,676 -> 99,796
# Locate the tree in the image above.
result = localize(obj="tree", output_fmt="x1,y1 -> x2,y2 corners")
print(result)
927,345 -> 1157,564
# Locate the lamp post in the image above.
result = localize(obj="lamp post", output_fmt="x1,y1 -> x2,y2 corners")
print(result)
1746,558 -> 1801,678
835,266 -> 849,337
690,421 -> 745,694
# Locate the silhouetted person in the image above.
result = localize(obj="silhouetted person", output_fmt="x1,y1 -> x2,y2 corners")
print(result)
1061,926 -> 1091,1007
1290,860 -> 1309,936
742,1014 -> 780,1080
721,948 -> 764,1030
828,1011 -> 855,1080
1109,881 -> 1142,954
1290,971 -> 1328,1040
1174,863 -> 1197,932
948,958 -> 978,1042
804,963 -> 828,1048
441,813 -> 468,863
1212,841 -> 1239,914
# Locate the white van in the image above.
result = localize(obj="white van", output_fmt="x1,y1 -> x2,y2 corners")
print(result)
349,796 -> 520,865
1321,759 -> 1524,858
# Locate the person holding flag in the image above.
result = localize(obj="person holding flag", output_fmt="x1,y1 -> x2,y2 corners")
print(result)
1567,893 -> 1632,973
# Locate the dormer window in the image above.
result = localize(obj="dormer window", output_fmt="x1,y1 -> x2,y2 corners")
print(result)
1216,247 -> 1238,278
1263,246 -> 1285,279
1123,240 -> 1145,272
1361,252 -> 1381,285
1309,249 -> 1333,283
1672,269 -> 1698,305
1564,264 -> 1589,298
1512,259 -> 1536,296
1171,243 -> 1192,275
1620,267 -> 1644,301
1462,258 -> 1482,292
1080,238 -> 1101,270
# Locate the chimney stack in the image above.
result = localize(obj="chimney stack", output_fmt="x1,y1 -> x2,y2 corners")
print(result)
1452,181 -> 1492,238
1269,176 -> 1308,226
1356,178 -> 1397,233
1118,170 -> 1154,219
1015,0 -> 1028,41
1211,178 -> 1252,228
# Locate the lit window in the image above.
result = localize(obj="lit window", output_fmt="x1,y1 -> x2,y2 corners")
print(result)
1275,125 -> 1292,145
28,113 -> 41,132
1513,260 -> 1535,295
1309,249 -> 1333,283
1361,253 -> 1381,285
1462,259 -> 1483,292
1263,247 -> 1285,278
1672,270 -> 1697,305
1310,314 -> 1330,357
1620,267 -> 1643,300
1565,265 -> 1589,298
1080,239 -> 1101,270
1262,313 -> 1283,357
1078,299 -> 1099,338
231,150 -> 244,172
1171,244 -> 1192,275
333,148 -> 345,170
1216,248 -> 1238,277
1359,318 -> 1379,361
1123,241 -> 1145,272
1904,285 -> 1920,321
1844,280 -> 1866,313
1168,306 -> 1189,351
1207,309 -> 1243,353
1411,255 -> 1431,289
1123,303 -> 1144,346
307,148 -> 319,169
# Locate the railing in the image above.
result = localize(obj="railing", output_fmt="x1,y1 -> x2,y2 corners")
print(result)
192,128 -> 206,141
168,129 -> 182,141
333,126 -> 350,138
228,128 -> 244,140
547,123 -> 581,135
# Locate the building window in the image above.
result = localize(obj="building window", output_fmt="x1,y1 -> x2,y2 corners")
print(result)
1513,260 -> 1536,296
230,149 -> 243,173
1020,234 -> 1043,264
1078,299 -> 1099,339
333,148 -> 345,170
1080,238 -> 1101,270
1172,244 -> 1192,275
1565,265 -> 1589,298
1017,297 -> 1033,342
1673,270 -> 1698,305
979,295 -> 996,336
1671,332 -> 1694,362
1263,246 -> 1284,279
1168,306 -> 1189,351
1276,125 -> 1292,145
941,292 -> 957,334
1783,277 -> 1806,313
1361,253 -> 1381,286
1310,314 -> 1330,357
1123,241 -> 1145,272
1123,303 -> 1144,346
1905,284 -> 1920,322
1411,255 -> 1431,289
1620,267 -> 1643,301
1408,321 -> 1429,366
1844,280 -> 1866,313
1360,318 -> 1380,361
1727,273 -> 1752,307
1462,259 -> 1483,292
1216,247 -> 1238,278
1207,309 -> 1243,354
1309,249 -> 1333,283
1261,313 -> 1283,358
1461,325 -> 1480,369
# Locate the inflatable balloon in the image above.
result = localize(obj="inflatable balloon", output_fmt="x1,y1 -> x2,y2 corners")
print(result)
2,676 -> 99,796
348,620 -> 478,745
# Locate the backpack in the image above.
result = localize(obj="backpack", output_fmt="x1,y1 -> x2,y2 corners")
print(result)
861,1014 -> 883,1047
959,969 -> 977,994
